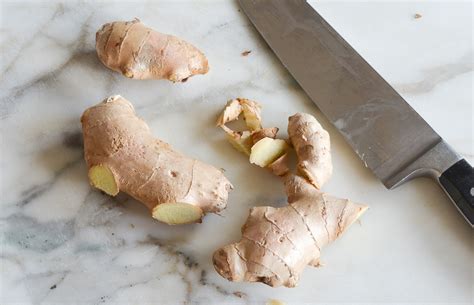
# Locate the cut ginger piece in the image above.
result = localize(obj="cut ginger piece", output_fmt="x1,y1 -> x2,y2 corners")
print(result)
250,138 -> 288,167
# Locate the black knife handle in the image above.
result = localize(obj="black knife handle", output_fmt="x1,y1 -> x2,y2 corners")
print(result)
439,159 -> 474,227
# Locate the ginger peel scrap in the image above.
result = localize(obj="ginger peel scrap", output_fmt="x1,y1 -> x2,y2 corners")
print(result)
216,98 -> 285,167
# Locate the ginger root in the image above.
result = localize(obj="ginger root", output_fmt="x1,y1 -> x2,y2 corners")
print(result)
213,174 -> 367,287
81,95 -> 232,225
288,113 -> 333,189
96,19 -> 209,82
213,99 -> 367,287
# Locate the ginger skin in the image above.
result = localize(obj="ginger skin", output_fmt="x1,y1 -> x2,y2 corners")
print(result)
81,95 -> 232,225
96,19 -> 209,82
288,113 -> 332,189
213,99 -> 367,287
213,174 -> 367,287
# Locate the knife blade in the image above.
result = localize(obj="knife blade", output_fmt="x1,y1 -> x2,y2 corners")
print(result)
239,0 -> 474,226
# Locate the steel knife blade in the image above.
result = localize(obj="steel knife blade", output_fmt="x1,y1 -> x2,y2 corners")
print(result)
238,0 -> 474,226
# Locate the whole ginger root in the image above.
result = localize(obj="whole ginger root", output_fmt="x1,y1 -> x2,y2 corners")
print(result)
81,95 -> 232,225
96,19 -> 209,82
213,99 -> 367,287
213,174 -> 367,287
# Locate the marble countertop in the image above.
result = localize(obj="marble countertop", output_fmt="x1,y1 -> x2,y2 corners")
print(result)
1,1 -> 472,304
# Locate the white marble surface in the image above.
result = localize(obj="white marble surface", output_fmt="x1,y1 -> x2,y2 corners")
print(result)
1,1 -> 473,304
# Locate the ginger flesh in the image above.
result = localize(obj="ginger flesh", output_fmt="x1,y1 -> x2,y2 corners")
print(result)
214,99 -> 367,287
96,19 -> 209,82
88,164 -> 118,196
152,203 -> 203,225
250,138 -> 288,167
81,95 -> 232,225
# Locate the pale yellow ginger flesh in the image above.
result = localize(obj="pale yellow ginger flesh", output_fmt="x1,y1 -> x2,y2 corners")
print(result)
214,99 -> 367,287
267,300 -> 285,305
81,95 -> 232,225
249,138 -> 288,167
96,19 -> 209,82
88,164 -> 118,196
152,203 -> 203,225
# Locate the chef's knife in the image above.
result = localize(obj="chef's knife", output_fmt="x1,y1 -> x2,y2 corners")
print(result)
238,0 -> 474,227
